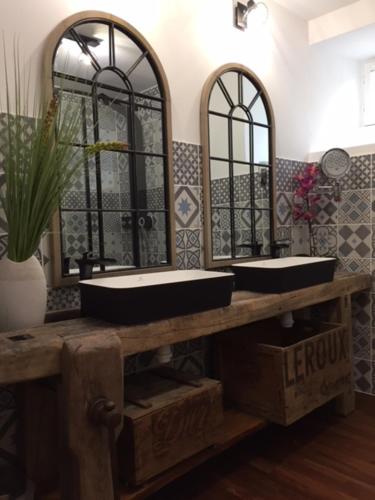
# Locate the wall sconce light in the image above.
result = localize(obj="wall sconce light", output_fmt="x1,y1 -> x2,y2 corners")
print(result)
234,0 -> 268,30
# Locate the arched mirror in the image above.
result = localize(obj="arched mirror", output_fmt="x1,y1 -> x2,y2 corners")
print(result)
200,64 -> 275,268
45,12 -> 175,286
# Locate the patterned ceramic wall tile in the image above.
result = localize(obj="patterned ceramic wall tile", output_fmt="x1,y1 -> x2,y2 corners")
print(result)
173,350 -> 206,377
276,192 -> 292,226
352,292 -> 372,332
173,142 -> 200,186
338,190 -> 371,224
338,225 -> 371,259
276,158 -> 293,192
0,210 -> 7,234
314,194 -> 338,225
340,155 -> 371,190
174,185 -> 200,229
275,226 -> 292,257
211,178 -> 230,206
372,362 -> 375,395
0,234 -> 7,259
339,258 -> 371,275
311,225 -> 337,257
353,325 -> 371,360
0,386 -> 16,466
47,286 -> 81,312
371,260 -> 375,293
176,229 -> 201,270
354,357 -> 372,393
291,225 -> 309,255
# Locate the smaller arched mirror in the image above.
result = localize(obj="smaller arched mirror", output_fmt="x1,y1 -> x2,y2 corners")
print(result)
200,64 -> 275,268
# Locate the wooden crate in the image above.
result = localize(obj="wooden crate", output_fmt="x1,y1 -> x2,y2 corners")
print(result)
118,370 -> 223,486
216,319 -> 351,426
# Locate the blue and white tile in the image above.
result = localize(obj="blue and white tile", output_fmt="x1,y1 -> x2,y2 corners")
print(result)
339,257 -> 370,275
353,325 -> 371,360
0,234 -> 7,259
354,358 -> 372,393
291,225 -> 309,255
311,225 -> 337,257
47,286 -> 80,312
338,225 -> 371,259
276,192 -> 292,226
173,351 -> 206,377
338,190 -> 371,224
176,229 -> 201,270
173,141 -> 200,186
340,155 -> 371,190
314,193 -> 338,225
174,185 -> 200,229
276,158 -> 293,192
352,292 -> 371,331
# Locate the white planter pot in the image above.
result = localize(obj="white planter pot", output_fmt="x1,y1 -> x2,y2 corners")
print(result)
0,256 -> 47,332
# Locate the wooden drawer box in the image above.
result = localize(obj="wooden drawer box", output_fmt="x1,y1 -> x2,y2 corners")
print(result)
217,319 -> 351,426
118,371 -> 223,486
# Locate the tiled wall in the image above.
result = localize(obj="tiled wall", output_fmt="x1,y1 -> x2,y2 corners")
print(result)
60,85 -> 168,273
311,155 -> 374,394
211,171 -> 271,258
1,146 -> 375,494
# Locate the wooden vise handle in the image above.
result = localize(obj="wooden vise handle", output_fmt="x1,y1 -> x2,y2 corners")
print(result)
88,398 -> 122,500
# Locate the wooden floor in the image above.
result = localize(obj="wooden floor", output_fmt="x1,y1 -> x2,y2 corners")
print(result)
149,396 -> 375,500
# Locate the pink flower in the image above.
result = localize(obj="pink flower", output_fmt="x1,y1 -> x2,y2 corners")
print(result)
292,164 -> 320,225
303,211 -> 314,222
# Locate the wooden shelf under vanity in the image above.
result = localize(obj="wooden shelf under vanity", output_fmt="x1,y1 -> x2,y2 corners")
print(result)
41,408 -> 266,500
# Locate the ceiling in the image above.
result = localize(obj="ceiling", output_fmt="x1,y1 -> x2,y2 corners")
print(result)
273,0 -> 359,20
317,22 -> 375,60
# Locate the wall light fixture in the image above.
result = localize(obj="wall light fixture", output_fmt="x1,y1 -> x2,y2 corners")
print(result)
234,0 -> 268,30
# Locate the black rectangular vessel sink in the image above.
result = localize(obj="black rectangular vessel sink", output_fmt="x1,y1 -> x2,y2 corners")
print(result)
80,270 -> 234,325
232,257 -> 336,293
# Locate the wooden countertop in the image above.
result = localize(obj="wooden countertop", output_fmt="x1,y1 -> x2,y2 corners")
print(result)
0,273 -> 370,385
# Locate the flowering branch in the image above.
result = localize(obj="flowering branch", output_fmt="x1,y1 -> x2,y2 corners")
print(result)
292,164 -> 320,255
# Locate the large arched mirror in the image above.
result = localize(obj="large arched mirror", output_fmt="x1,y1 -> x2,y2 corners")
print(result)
45,12 -> 175,286
201,64 -> 275,268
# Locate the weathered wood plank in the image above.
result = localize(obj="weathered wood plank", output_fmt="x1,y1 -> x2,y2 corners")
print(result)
334,295 -> 355,415
60,332 -> 123,500
0,273 -> 370,385
119,375 -> 223,486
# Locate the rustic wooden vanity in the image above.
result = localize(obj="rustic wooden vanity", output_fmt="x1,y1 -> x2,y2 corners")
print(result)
0,273 -> 370,500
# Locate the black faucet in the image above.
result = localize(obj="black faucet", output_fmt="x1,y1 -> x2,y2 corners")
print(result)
237,242 -> 263,257
270,240 -> 290,258
75,252 -> 117,280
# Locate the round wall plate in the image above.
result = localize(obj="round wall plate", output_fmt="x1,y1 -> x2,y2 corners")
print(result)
320,148 -> 351,179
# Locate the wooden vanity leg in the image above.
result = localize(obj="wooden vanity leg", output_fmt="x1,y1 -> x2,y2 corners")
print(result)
60,332 -> 123,500
333,295 -> 355,416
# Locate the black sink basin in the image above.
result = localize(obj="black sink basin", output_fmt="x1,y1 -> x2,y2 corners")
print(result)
80,270 -> 234,324
232,257 -> 336,293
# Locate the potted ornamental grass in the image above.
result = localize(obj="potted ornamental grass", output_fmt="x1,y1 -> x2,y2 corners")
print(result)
0,48 -> 125,331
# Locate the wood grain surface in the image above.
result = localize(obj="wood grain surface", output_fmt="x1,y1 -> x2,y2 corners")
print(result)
0,273 -> 370,385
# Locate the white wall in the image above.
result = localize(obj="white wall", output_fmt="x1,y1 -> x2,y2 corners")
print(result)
306,40 -> 375,159
0,0 -> 313,161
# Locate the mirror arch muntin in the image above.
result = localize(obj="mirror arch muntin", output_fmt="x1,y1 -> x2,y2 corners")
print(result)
43,11 -> 175,287
200,63 -> 276,268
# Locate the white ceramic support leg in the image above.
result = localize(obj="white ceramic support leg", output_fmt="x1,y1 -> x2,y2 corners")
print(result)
280,311 -> 294,328
155,345 -> 173,364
